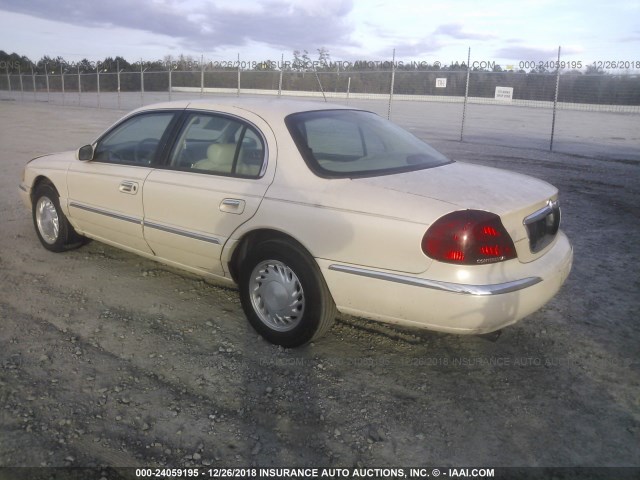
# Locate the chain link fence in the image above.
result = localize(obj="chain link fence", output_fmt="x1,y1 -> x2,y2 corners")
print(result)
1,66 -> 638,159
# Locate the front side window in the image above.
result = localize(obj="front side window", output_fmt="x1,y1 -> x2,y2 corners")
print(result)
170,113 -> 265,178
285,110 -> 451,178
94,112 -> 175,165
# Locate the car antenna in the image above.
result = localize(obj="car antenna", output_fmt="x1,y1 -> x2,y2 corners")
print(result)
312,66 -> 327,102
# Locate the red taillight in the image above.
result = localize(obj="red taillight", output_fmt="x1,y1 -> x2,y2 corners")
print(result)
422,210 -> 517,265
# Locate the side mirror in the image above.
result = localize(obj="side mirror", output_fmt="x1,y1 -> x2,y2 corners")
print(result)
78,144 -> 94,161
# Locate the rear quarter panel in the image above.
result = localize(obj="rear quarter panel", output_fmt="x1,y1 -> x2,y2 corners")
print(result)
226,133 -> 453,274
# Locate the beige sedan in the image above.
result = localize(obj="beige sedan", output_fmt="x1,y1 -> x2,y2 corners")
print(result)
19,98 -> 573,347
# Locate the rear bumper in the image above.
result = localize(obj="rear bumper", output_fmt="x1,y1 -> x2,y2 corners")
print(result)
319,231 -> 573,334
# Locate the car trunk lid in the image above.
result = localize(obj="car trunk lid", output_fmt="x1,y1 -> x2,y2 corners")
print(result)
352,162 -> 560,263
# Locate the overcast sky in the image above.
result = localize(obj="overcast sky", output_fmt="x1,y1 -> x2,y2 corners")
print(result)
1,0 -> 639,69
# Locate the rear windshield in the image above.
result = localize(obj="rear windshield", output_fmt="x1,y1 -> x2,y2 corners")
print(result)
285,109 -> 451,178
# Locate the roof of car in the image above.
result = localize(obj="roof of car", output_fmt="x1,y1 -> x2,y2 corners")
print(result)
136,96 -> 354,120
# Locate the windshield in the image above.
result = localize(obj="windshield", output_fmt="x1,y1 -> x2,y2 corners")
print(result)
285,109 -> 451,178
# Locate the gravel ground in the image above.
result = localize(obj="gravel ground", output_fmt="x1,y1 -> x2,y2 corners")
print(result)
0,101 -> 638,471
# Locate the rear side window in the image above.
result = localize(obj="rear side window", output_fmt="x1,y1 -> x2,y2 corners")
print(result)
170,112 -> 266,178
286,110 -> 451,178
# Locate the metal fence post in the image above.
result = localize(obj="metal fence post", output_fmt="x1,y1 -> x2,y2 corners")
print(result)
117,67 -> 122,110
388,49 -> 396,119
60,64 -> 65,106
140,60 -> 146,106
18,65 -> 24,101
77,65 -> 81,105
460,47 -> 471,141
31,64 -> 36,99
200,55 -> 204,97
168,63 -> 172,101
237,54 -> 241,97
45,62 -> 50,103
97,61 -> 101,109
278,54 -> 283,97
550,46 -> 561,152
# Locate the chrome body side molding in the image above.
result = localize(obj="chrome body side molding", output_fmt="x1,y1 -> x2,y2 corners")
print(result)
69,201 -> 141,224
328,264 -> 542,296
144,221 -> 221,245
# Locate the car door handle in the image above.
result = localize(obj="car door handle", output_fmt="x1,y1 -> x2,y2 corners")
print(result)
119,181 -> 139,194
220,198 -> 245,214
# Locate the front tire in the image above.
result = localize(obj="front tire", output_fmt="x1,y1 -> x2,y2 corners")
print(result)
32,183 -> 83,252
239,240 -> 336,347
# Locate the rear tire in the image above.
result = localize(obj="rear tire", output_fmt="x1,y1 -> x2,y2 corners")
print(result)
32,183 -> 84,252
239,239 -> 336,347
